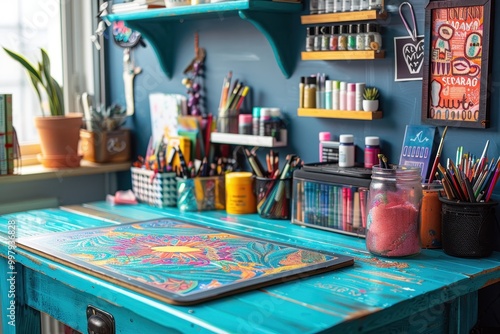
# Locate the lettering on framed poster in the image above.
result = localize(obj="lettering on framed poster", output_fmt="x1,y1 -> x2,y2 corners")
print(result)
421,0 -> 493,128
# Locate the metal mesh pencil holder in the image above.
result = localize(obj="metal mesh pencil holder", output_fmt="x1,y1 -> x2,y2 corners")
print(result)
131,167 -> 177,208
439,197 -> 498,258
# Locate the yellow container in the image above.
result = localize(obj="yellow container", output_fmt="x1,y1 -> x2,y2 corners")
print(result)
225,172 -> 256,214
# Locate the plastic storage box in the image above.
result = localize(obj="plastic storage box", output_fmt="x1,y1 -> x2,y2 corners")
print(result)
292,164 -> 372,237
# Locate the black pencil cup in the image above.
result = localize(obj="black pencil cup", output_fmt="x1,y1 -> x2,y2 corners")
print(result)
439,198 -> 498,258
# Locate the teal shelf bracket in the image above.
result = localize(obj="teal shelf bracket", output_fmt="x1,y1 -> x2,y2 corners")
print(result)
125,21 -> 175,79
238,10 -> 298,79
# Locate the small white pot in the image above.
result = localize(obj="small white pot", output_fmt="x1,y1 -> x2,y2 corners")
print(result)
363,100 -> 379,112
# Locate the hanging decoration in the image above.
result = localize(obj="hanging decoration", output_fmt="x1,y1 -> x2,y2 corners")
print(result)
181,33 -> 206,116
394,2 -> 425,81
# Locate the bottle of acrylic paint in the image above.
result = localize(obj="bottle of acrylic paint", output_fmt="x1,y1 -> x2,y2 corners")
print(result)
319,132 -> 331,162
364,136 -> 380,168
325,80 -> 332,109
355,82 -> 365,111
332,80 -> 340,110
252,107 -> 260,136
339,81 -> 347,110
339,134 -> 355,167
329,25 -> 339,51
346,83 -> 356,111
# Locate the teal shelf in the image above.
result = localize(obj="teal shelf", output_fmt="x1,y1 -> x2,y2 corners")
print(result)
106,1 -> 303,78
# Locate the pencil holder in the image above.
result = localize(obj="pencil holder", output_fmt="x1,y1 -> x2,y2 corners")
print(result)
440,198 -> 498,258
177,176 -> 226,212
255,177 -> 292,220
217,113 -> 238,134
130,167 -> 177,208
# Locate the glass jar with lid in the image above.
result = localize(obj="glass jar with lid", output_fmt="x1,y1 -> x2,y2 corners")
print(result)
366,165 -> 423,257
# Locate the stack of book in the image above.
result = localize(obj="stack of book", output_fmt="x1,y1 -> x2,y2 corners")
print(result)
0,94 -> 14,175
111,0 -> 166,13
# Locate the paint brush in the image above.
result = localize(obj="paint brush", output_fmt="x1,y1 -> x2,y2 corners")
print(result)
428,126 -> 448,184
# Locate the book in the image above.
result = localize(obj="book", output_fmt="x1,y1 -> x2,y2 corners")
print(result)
0,94 -> 7,175
4,94 -> 14,174
399,125 -> 437,182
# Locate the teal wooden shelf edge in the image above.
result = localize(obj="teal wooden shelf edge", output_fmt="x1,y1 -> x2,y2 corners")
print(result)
106,1 -> 303,78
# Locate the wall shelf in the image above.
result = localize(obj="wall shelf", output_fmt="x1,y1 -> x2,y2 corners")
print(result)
211,129 -> 287,147
106,1 -> 302,78
301,50 -> 385,60
300,9 -> 388,25
298,108 -> 382,120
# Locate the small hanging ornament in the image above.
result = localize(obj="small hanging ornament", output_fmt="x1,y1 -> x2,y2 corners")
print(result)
182,33 -> 206,116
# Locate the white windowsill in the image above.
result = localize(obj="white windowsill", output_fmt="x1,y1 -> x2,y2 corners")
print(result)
0,161 -> 132,185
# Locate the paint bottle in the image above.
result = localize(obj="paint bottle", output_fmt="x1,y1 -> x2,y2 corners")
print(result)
346,83 -> 356,111
319,132 -> 331,162
339,81 -> 347,110
332,80 -> 340,110
325,0 -> 334,13
252,107 -> 260,135
299,77 -> 305,108
347,24 -> 357,51
339,134 -> 355,167
325,80 -> 332,109
303,77 -> 317,109
225,172 -> 256,214
355,82 -> 365,111
359,0 -> 369,10
313,26 -> 321,51
305,27 -> 314,52
329,25 -> 339,51
259,108 -> 272,136
321,26 -> 331,51
356,24 -> 366,51
338,25 -> 348,51
364,136 -> 380,168
333,0 -> 342,12
238,114 -> 253,135
310,0 -> 318,14
351,0 -> 360,11
342,0 -> 352,12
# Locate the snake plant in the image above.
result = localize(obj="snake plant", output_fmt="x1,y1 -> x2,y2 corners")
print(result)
3,47 -> 64,116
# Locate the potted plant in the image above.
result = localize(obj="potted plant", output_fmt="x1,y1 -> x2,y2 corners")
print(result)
362,87 -> 380,112
79,103 -> 131,163
3,47 -> 82,168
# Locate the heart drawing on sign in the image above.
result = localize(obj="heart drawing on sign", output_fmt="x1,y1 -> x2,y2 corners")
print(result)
403,40 -> 424,74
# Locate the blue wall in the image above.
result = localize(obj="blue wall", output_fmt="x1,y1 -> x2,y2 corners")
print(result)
107,0 -> 499,182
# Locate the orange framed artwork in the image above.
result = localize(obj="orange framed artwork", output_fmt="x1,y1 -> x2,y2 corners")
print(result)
421,0 -> 493,128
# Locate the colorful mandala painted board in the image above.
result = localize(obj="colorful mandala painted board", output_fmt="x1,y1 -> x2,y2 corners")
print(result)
17,218 -> 354,305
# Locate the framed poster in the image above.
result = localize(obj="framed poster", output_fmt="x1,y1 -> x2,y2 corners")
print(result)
421,0 -> 493,128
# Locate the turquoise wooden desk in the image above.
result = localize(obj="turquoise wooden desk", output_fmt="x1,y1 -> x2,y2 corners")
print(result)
1,202 -> 500,333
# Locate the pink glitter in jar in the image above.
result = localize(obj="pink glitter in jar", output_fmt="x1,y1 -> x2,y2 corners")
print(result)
366,165 -> 423,257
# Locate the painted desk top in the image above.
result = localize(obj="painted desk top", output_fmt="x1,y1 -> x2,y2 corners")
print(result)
1,202 -> 500,333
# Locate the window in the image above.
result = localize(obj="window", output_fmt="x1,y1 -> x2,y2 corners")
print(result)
0,0 -> 101,148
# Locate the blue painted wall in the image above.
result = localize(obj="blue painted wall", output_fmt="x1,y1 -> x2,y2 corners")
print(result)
107,0 -> 500,183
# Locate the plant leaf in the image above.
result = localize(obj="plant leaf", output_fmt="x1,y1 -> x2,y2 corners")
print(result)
41,48 -> 61,116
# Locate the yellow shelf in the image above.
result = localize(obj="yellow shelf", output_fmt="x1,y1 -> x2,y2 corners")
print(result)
298,108 -> 382,120
301,9 -> 388,24
301,50 -> 385,60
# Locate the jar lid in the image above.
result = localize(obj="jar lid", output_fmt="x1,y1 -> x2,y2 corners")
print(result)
319,132 -> 331,141
365,136 -> 379,145
252,107 -> 261,117
349,24 -> 357,34
225,171 -> 254,183
339,134 -> 354,143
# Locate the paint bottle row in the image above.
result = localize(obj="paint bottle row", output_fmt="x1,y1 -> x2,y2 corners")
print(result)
299,74 -> 367,111
309,0 -> 383,15
305,24 -> 382,52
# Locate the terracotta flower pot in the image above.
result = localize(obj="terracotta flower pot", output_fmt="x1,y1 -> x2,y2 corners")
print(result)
34,114 -> 83,168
